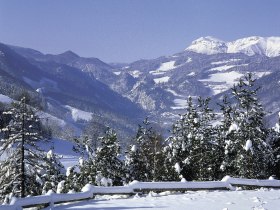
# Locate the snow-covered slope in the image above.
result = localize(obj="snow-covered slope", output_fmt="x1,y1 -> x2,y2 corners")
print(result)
185,36 -> 227,55
185,36 -> 280,57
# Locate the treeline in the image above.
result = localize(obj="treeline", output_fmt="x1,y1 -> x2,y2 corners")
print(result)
0,73 -> 280,203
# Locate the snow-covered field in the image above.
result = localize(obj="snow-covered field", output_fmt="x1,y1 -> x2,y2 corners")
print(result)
153,76 -> 170,84
65,105 -> 93,122
45,188 -> 280,210
149,61 -> 176,75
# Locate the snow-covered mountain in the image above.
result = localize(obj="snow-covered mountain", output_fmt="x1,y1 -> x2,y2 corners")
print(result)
2,35 -> 280,136
0,43 -> 146,140
185,36 -> 280,57
185,36 -> 228,55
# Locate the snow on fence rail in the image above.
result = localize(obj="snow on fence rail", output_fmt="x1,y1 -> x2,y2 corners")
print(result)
222,176 -> 280,187
1,176 -> 280,210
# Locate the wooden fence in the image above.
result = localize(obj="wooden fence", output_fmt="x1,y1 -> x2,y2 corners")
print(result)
1,176 -> 280,210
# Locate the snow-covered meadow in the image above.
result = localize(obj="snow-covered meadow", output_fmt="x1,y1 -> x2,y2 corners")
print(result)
44,188 -> 280,210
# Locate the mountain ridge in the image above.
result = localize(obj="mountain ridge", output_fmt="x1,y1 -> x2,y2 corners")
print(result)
2,35 -> 280,136
185,36 -> 280,57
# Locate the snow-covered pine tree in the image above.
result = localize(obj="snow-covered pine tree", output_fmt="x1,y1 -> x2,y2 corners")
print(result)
125,118 -> 166,182
42,149 -> 66,194
194,97 -> 218,180
224,73 -> 273,178
94,127 -> 124,186
167,96 -> 198,180
268,112 -> 280,178
167,96 -> 217,181
161,144 -> 179,181
0,97 -> 62,201
72,135 -> 96,188
217,95 -> 234,178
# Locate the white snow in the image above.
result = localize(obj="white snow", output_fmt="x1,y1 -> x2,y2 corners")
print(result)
199,71 -> 244,94
41,138 -> 79,169
3,177 -> 280,210
131,145 -> 137,152
66,167 -> 72,177
254,71 -> 271,78
79,157 -> 84,166
129,70 -> 142,78
37,189 -> 280,210
208,84 -> 231,95
157,61 -> 176,71
227,36 -> 280,57
185,36 -> 280,57
153,76 -> 170,84
165,89 -> 182,97
187,71 -> 196,76
174,163 -> 181,173
274,123 -> 280,133
199,71 -> 243,85
209,64 -> 236,71
186,57 -> 192,63
211,59 -> 241,65
171,98 -> 188,110
65,105 -> 92,122
209,64 -> 248,72
245,140 -> 252,152
37,111 -> 66,127
0,94 -> 13,103
100,177 -> 113,187
113,71 -> 121,75
149,61 -> 176,75
185,36 -> 227,55
46,150 -> 53,159
228,122 -> 239,133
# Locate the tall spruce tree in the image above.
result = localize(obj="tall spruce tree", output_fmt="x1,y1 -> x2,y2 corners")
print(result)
216,95 -> 234,178
223,73 -> 273,178
42,149 -> 65,194
94,127 -> 124,186
125,118 -> 166,182
72,135 -> 97,188
268,113 -> 280,178
0,97 -> 61,201
167,96 -> 217,181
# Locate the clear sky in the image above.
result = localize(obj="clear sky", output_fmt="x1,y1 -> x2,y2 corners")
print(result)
1,0 -> 280,63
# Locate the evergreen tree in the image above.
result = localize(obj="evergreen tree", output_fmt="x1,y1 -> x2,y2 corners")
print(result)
72,135 -> 96,188
0,97 -> 61,201
162,141 -> 179,181
195,97 -> 218,180
216,95 -> 233,178
223,73 -> 273,178
94,127 -> 124,186
268,113 -> 280,178
125,118 -> 166,182
167,96 -> 217,181
42,149 -> 66,194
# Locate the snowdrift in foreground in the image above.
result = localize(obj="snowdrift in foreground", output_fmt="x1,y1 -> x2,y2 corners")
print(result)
2,176 -> 280,210
47,188 -> 280,210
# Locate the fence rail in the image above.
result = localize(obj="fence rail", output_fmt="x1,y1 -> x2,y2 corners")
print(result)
1,176 -> 280,210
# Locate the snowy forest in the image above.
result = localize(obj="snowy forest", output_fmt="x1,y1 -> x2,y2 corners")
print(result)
0,73 -> 280,204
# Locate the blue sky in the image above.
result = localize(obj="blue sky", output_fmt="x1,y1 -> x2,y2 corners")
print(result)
1,0 -> 280,63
